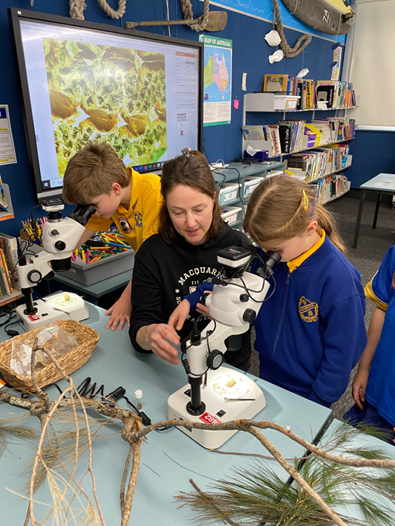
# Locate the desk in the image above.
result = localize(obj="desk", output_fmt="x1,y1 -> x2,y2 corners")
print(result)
353,173 -> 395,249
52,269 -> 132,304
0,304 -> 332,525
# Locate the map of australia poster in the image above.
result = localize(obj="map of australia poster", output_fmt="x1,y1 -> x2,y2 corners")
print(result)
199,35 -> 232,127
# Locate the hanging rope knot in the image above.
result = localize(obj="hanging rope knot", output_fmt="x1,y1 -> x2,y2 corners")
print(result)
69,0 -> 87,20
97,0 -> 127,19
180,0 -> 209,31
69,1 -> 127,20
272,0 -> 312,58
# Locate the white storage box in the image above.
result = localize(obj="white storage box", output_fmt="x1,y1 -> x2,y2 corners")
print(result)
219,183 -> 241,205
274,95 -> 300,110
221,206 -> 242,226
244,176 -> 264,198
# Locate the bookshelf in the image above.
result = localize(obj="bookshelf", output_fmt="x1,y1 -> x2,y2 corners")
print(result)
0,184 -> 14,222
0,289 -> 22,308
0,186 -> 23,307
242,93 -> 355,205
243,93 -> 357,116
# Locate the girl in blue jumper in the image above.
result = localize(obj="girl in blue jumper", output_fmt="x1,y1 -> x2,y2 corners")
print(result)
344,246 -> 395,440
170,175 -> 367,407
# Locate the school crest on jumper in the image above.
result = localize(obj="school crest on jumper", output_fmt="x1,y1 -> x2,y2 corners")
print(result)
118,216 -> 132,233
134,211 -> 143,228
298,296 -> 319,323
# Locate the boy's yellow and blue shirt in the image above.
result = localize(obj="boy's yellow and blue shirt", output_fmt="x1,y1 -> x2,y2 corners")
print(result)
364,245 -> 395,426
85,167 -> 162,252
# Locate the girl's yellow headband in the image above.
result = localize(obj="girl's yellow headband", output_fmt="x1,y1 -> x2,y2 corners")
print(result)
302,189 -> 315,218
302,190 -> 309,211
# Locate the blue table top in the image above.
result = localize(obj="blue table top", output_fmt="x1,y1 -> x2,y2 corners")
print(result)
53,269 -> 132,298
0,303 -> 332,525
315,420 -> 395,525
360,173 -> 395,191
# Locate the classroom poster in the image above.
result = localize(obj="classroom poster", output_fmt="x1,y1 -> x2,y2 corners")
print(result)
199,35 -> 232,127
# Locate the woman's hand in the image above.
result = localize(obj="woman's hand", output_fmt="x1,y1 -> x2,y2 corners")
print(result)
138,324 -> 180,365
168,299 -> 191,331
351,366 -> 370,410
105,295 -> 132,331
196,290 -> 211,317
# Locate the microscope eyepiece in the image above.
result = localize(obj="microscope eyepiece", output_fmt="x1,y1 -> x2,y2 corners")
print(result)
70,204 -> 96,226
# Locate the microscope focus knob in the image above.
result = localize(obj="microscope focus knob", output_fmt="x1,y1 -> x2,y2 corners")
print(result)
243,308 -> 256,323
206,350 -> 224,370
239,293 -> 249,302
55,240 -> 66,251
27,269 -> 42,284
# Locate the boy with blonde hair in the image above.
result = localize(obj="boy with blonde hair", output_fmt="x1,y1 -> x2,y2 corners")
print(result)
63,141 -> 162,330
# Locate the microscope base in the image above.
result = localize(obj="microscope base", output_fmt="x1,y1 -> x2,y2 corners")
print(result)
167,366 -> 266,449
16,292 -> 89,331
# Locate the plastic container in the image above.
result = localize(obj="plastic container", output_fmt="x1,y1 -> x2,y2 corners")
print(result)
219,183 -> 240,205
221,206 -> 242,226
25,241 -> 135,286
60,249 -> 135,286
274,95 -> 300,110
135,389 -> 143,410
243,176 -> 264,198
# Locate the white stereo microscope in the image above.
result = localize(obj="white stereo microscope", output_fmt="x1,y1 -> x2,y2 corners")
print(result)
16,200 -> 95,330
167,245 -> 280,449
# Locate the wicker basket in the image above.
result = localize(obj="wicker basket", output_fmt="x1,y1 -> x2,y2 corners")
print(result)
0,320 -> 100,393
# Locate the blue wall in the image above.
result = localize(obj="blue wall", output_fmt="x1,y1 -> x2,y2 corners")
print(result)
0,0 -> 345,237
347,130 -> 395,188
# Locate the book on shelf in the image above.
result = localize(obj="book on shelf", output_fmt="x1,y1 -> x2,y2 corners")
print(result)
310,119 -> 333,143
263,74 -> 288,93
268,125 -> 281,155
304,124 -> 322,147
315,81 -> 356,109
276,120 -> 306,153
300,80 -> 316,110
287,151 -> 327,181
0,233 -> 20,291
316,84 -> 336,109
0,248 -> 12,295
277,123 -> 292,154
0,274 -> 5,300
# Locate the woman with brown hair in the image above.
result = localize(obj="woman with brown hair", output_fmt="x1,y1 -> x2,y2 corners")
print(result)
242,174 -> 367,407
129,153 -> 251,369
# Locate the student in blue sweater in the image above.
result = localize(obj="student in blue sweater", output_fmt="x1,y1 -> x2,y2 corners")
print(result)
344,246 -> 395,440
170,175 -> 367,407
